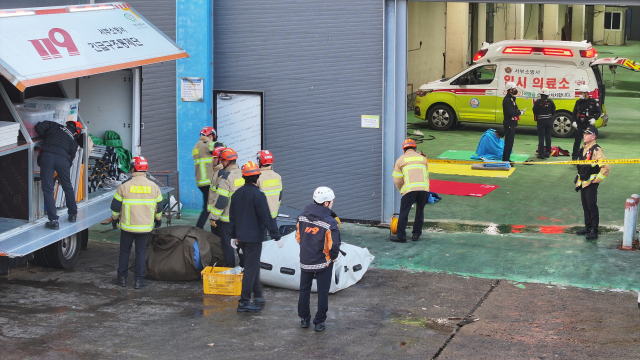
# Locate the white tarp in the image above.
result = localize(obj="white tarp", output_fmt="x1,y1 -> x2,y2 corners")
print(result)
260,233 -> 375,293
0,3 -> 188,90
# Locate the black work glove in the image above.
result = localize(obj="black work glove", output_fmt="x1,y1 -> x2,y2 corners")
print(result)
154,219 -> 162,229
112,218 -> 119,229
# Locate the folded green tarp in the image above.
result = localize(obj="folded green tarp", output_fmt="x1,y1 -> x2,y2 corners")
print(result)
437,150 -> 530,163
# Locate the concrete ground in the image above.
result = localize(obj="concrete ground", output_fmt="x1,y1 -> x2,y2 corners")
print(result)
2,43 -> 640,359
2,238 -> 640,360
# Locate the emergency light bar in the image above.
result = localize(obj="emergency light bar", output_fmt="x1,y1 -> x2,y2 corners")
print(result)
502,46 -> 575,57
0,10 -> 35,17
473,49 -> 488,61
68,4 -> 115,12
580,47 -> 597,58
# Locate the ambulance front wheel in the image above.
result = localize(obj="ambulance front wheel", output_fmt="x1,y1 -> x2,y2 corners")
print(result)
427,105 -> 457,131
551,112 -> 576,138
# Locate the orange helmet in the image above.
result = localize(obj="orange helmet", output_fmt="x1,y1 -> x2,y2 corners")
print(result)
130,156 -> 148,172
220,148 -> 238,161
67,121 -> 82,135
211,146 -> 226,158
241,161 -> 261,176
402,138 -> 417,150
200,126 -> 216,138
256,150 -> 274,166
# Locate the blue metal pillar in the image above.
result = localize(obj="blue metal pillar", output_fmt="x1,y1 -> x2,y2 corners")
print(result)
176,0 -> 213,209
382,0 -> 407,223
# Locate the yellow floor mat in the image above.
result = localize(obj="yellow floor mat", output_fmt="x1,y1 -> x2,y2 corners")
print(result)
428,163 -> 515,178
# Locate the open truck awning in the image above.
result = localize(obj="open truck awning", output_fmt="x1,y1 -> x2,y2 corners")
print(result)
0,2 -> 188,91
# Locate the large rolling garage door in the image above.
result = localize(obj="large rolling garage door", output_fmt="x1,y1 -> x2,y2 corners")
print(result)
214,0 -> 384,221
97,0 -> 178,180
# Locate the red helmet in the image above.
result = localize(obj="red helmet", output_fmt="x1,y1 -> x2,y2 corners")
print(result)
200,126 -> 216,138
241,161 -> 261,176
67,120 -> 82,135
256,150 -> 274,166
131,156 -> 148,172
211,146 -> 226,158
220,148 -> 238,161
402,138 -> 417,150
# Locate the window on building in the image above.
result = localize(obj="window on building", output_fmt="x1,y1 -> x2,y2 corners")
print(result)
604,12 -> 622,30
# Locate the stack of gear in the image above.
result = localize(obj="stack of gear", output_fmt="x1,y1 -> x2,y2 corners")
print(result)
146,226 -> 225,281
259,232 -> 375,293
88,146 -> 123,193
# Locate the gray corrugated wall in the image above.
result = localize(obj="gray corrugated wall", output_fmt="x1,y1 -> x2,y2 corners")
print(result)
214,0 -> 384,221
97,0 -> 178,182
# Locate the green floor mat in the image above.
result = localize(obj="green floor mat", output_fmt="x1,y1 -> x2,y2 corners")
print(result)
437,150 -> 530,162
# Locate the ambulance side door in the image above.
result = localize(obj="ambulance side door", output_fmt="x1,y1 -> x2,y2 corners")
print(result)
452,64 -> 498,123
499,64 -> 546,126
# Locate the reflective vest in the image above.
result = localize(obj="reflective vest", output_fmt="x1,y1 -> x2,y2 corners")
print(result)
209,163 -> 243,223
576,142 -> 609,187
257,166 -> 282,218
111,172 -> 163,233
392,149 -> 429,195
192,136 -> 215,187
207,163 -> 224,214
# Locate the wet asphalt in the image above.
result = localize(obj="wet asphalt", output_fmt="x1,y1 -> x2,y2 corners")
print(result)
2,240 -> 640,359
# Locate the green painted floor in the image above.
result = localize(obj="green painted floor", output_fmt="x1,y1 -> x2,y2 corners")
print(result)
408,41 -> 640,228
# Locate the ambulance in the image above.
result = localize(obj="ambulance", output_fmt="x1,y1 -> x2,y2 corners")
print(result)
414,39 -> 640,137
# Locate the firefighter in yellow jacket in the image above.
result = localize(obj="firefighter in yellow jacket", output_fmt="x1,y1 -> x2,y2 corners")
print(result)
209,148 -> 244,267
193,126 -> 224,229
110,156 -> 163,289
256,150 -> 282,219
206,145 -> 227,236
391,139 -> 429,243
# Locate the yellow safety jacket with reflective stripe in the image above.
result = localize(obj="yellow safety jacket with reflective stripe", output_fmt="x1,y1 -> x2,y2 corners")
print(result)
392,149 -> 429,195
209,163 -> 243,223
193,136 -> 215,187
575,141 -> 610,188
258,166 -> 282,218
111,172 -> 163,233
207,163 -> 224,214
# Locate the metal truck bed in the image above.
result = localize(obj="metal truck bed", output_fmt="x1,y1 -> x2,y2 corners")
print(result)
0,187 -> 172,257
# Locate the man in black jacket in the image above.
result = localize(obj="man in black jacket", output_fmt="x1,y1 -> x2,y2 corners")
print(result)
229,161 -> 281,313
533,88 -> 556,159
35,120 -> 83,230
571,85 -> 601,160
296,186 -> 341,332
502,82 -> 525,162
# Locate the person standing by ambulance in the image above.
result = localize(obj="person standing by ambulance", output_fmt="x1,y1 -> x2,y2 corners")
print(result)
571,85 -> 601,160
193,127 -> 221,229
533,88 -> 556,159
110,156 -> 163,289
256,150 -> 283,220
574,126 -> 609,240
502,82 -> 525,163
297,187 -> 341,332
209,148 -> 243,267
391,139 -> 429,243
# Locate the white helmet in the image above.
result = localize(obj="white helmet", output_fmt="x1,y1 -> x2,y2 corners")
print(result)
506,82 -> 517,90
579,85 -> 590,93
313,186 -> 335,203
540,88 -> 551,96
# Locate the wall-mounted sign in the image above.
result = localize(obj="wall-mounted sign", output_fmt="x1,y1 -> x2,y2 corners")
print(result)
361,115 -> 380,128
181,77 -> 203,102
214,91 -> 263,167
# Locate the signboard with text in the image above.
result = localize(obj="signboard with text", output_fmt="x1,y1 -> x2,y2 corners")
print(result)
0,3 -> 188,90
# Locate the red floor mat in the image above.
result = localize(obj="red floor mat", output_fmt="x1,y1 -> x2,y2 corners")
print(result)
430,179 -> 499,197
